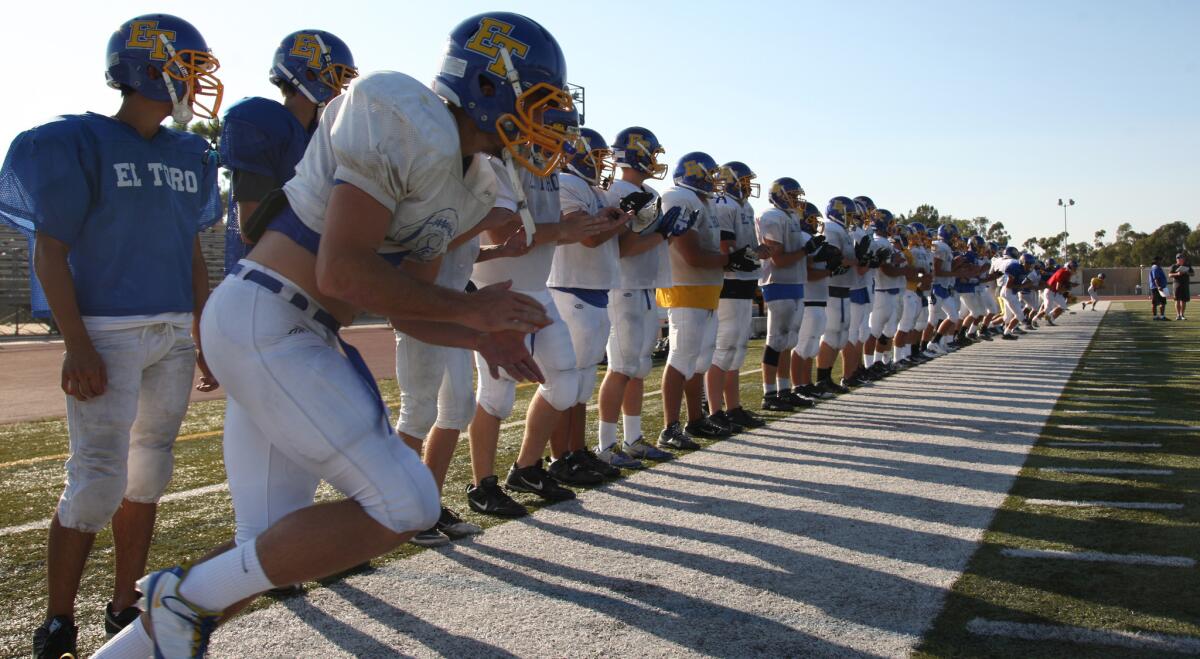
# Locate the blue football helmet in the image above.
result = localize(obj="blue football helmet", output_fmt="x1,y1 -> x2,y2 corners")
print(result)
892,223 -> 911,248
270,31 -> 357,107
673,152 -> 719,196
936,224 -> 957,243
1067,259 -> 1079,270
1004,245 -> 1020,259
908,221 -> 928,247
1019,252 -> 1036,268
564,128 -> 613,187
1045,257 -> 1058,271
801,201 -> 822,232
827,196 -> 856,224
612,127 -> 667,179
768,177 -> 805,212
987,240 -> 1001,256
433,13 -> 575,176
967,234 -> 986,254
106,14 -> 223,124
715,161 -> 759,200
873,209 -> 896,235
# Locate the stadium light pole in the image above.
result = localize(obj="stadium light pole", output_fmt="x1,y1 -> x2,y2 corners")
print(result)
1057,198 -> 1075,242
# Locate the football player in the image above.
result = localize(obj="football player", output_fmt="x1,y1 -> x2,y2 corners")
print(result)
889,224 -> 925,367
928,224 -> 963,353
1043,259 -> 1076,321
954,235 -> 989,344
468,145 -> 622,513
91,13 -> 572,657
545,128 -> 635,477
1081,272 -> 1105,310
816,196 -> 859,395
707,162 -> 768,431
843,197 -> 876,386
864,209 -> 910,375
658,152 -> 755,448
595,127 -> 680,464
756,178 -> 813,411
0,15 -> 223,658
792,202 -> 837,399
219,31 -> 356,273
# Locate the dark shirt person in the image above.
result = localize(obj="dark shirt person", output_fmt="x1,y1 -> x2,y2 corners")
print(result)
1169,253 -> 1194,320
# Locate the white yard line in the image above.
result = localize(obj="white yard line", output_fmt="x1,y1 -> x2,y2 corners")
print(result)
1044,441 -> 1160,448
1061,409 -> 1153,415
1055,424 -> 1198,431
967,618 -> 1200,653
1022,499 -> 1183,510
1000,547 -> 1195,567
1041,467 -> 1173,476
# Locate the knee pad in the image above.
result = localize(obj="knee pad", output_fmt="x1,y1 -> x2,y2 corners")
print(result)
538,368 -> 582,411
123,445 -> 175,505
763,346 -> 781,367
58,457 -> 128,532
434,368 -> 475,433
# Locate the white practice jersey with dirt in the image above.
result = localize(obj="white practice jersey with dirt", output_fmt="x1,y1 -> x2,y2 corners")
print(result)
606,179 -> 666,289
471,166 -> 561,292
713,193 -> 760,282
547,172 -> 618,290
873,234 -> 905,290
933,240 -> 956,288
756,207 -> 809,286
660,186 -> 722,287
283,71 -> 497,262
822,218 -> 855,288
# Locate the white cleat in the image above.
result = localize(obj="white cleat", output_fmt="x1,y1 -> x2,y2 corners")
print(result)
138,566 -> 221,659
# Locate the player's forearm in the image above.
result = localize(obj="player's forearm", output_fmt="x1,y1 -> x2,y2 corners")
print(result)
318,248 -> 471,324
880,264 -> 906,277
618,229 -> 662,257
33,235 -> 91,350
390,318 -> 483,350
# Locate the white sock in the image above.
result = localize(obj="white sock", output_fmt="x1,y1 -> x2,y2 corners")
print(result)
622,415 -> 642,446
863,353 -> 875,368
763,382 -> 777,394
91,617 -> 154,658
179,539 -> 275,612
598,421 -> 618,452
777,377 -> 791,390
882,352 -> 892,365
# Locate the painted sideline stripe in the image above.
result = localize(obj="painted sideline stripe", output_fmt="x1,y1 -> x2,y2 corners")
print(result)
0,368 -> 770,535
0,483 -> 230,538
1000,547 -> 1195,567
1055,424 -> 1199,431
1042,467 -> 1173,475
967,618 -> 1200,653
1044,441 -> 1161,448
1023,499 -> 1183,510
1061,409 -> 1153,416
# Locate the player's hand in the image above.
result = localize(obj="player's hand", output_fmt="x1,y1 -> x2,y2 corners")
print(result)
195,351 -> 220,393
463,281 -> 550,334
478,206 -> 521,234
477,330 -> 545,383
494,226 -> 533,259
558,213 -> 611,243
62,344 -> 107,401
599,206 -> 633,227
753,243 -> 772,260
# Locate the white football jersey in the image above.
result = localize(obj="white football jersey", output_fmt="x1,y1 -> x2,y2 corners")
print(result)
547,173 -> 618,290
994,256 -> 1015,288
607,179 -> 664,290
437,238 -> 480,291
821,218 -> 855,288
756,207 -> 808,286
472,166 -> 561,292
284,71 -> 497,262
660,186 -> 721,287
713,193 -> 759,281
851,226 -> 874,291
933,240 -> 956,287
872,235 -> 905,290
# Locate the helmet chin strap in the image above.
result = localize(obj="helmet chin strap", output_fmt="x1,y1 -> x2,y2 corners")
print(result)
159,35 -> 194,124
496,45 -> 537,246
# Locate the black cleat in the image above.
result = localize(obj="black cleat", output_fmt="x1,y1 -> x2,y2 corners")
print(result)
547,452 -> 605,486
659,422 -> 702,450
801,383 -> 835,400
819,378 -> 850,396
467,475 -> 528,517
779,389 -> 815,408
507,460 -> 578,501
104,602 -> 140,639
573,448 -> 622,480
761,392 -> 795,411
708,410 -> 744,434
685,417 -> 731,439
728,406 -> 766,428
33,616 -> 77,659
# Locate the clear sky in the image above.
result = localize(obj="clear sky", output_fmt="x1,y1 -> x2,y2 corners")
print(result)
2,0 -> 1197,247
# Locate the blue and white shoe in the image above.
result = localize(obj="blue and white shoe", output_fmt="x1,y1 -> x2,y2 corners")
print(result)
623,436 -> 673,461
596,445 -> 644,469
138,566 -> 221,658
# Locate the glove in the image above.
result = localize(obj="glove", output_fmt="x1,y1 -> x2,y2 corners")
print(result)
812,242 -> 844,272
656,208 -> 699,239
854,235 -> 873,263
872,247 -> 893,268
804,234 -> 827,255
726,245 -> 760,272
628,195 -> 664,234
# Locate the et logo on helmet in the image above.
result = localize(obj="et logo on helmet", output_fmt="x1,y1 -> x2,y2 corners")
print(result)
683,160 -> 710,178
464,17 -> 529,78
289,33 -> 324,69
125,20 -> 176,61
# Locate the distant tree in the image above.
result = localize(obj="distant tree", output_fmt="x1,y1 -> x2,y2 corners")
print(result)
1021,237 -> 1039,254
1035,232 -> 1068,260
1131,221 -> 1190,264
1093,229 -> 1106,249
1115,222 -> 1144,245
898,204 -> 941,225
986,221 -> 1011,245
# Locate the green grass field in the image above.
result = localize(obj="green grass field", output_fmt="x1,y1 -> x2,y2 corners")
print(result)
917,301 -> 1200,657
0,339 -> 824,657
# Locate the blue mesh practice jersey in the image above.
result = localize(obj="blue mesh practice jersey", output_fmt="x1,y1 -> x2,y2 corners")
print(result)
0,113 -> 221,316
